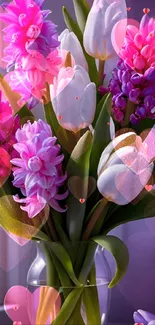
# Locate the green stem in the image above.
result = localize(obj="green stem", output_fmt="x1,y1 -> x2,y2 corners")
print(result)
41,243 -> 57,287
82,198 -> 108,240
82,263 -> 101,325
98,60 -> 105,86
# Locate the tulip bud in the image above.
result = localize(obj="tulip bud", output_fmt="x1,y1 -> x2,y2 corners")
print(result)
97,132 -> 154,205
59,29 -> 88,70
83,0 -> 127,60
50,65 -> 96,132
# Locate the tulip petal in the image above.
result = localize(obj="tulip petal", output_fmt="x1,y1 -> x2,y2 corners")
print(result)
80,82 -> 96,124
137,310 -> 155,323
97,162 -> 153,205
59,29 -> 88,70
97,132 -> 136,175
133,311 -> 147,324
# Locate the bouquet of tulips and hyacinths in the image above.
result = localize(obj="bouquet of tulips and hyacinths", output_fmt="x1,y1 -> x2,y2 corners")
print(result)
1,0 -> 155,323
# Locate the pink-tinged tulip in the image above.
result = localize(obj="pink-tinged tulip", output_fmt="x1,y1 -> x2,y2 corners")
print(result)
59,29 -> 88,70
97,132 -> 154,205
50,65 -> 96,132
83,0 -> 127,60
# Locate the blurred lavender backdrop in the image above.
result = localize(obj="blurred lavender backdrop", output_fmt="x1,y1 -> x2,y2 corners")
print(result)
1,1 -> 155,324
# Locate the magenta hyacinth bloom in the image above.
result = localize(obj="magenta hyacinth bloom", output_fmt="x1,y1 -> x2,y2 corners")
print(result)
0,91 -> 20,158
119,14 -> 155,72
11,120 -> 68,218
0,0 -> 60,69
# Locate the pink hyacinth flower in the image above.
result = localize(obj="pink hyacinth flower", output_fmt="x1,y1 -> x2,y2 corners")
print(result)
8,49 -> 62,107
119,14 -> 155,72
0,0 -> 60,69
11,119 -> 68,218
0,90 -> 20,158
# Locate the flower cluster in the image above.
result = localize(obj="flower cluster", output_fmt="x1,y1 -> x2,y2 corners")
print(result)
109,60 -> 155,125
10,49 -> 61,108
109,14 -> 155,124
0,90 -> 20,158
119,14 -> 155,72
11,120 -> 68,218
0,0 -> 59,68
0,0 -> 61,108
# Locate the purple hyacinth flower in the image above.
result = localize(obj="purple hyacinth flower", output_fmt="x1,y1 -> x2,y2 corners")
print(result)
136,105 -> 147,118
98,86 -> 109,96
141,85 -> 155,97
11,119 -> 69,218
131,73 -> 144,85
145,67 -> 155,82
122,81 -> 134,96
129,88 -> 140,103
109,79 -> 121,95
121,70 -> 131,83
115,94 -> 126,109
112,107 -> 124,122
133,309 -> 155,325
144,95 -> 155,108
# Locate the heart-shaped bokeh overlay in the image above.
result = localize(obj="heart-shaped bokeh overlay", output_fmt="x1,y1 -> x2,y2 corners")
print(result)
0,227 -> 32,271
68,176 -> 96,202
0,195 -> 49,246
4,285 -> 61,325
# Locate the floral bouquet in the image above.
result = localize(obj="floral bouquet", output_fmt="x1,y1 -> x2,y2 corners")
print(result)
1,0 -> 155,324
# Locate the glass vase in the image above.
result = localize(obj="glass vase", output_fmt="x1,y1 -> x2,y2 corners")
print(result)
27,241 -> 112,325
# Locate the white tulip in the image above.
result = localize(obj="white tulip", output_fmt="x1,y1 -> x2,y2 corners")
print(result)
59,29 -> 88,70
83,0 -> 127,60
50,65 -> 96,132
97,132 -> 154,205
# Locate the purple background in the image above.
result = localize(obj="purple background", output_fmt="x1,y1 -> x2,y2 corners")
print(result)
1,1 -> 155,324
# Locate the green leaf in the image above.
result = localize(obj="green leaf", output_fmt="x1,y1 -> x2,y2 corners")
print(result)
47,246 -> 73,298
103,193 -> 155,234
62,7 -> 98,85
62,6 -> 83,43
66,131 -> 93,240
52,214 -> 75,261
0,195 -> 50,241
17,104 -> 34,123
90,93 -> 112,178
78,242 -> 97,283
92,235 -> 129,288
44,101 -> 76,155
49,242 -> 81,286
66,299 -> 85,325
53,287 -> 83,325
82,265 -> 101,325
73,0 -> 90,32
